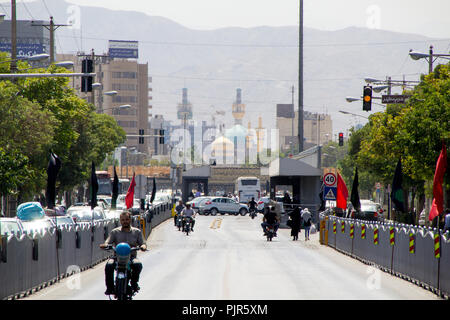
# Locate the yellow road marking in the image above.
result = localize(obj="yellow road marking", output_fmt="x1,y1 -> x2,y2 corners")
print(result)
210,218 -> 223,229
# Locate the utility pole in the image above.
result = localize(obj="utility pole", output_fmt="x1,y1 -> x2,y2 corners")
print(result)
31,17 -> 69,63
90,49 -> 95,108
10,0 -> 17,73
291,85 -> 294,155
428,45 -> 433,75
77,51 -> 109,112
298,0 -> 304,153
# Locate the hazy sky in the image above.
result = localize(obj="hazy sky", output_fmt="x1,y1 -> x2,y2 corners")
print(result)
61,0 -> 450,38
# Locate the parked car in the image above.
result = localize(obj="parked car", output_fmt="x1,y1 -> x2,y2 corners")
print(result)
195,197 -> 215,215
356,202 -> 384,221
202,197 -> 248,216
105,209 -> 122,220
257,197 -> 270,212
66,205 -> 106,224
20,216 -> 56,234
418,209 -> 426,226
97,196 -> 112,209
256,197 -> 285,214
48,215 -> 76,227
187,196 -> 212,213
0,217 -> 24,236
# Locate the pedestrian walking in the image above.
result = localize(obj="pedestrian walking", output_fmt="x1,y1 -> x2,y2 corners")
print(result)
301,208 -> 312,241
289,206 -> 302,241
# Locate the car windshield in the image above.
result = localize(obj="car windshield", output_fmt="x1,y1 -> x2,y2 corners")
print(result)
361,204 -> 377,212
53,216 -> 74,225
0,220 -> 21,235
68,208 -> 104,221
198,198 -> 211,204
21,219 -> 54,232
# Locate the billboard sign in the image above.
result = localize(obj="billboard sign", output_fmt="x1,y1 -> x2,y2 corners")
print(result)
0,43 -> 45,58
108,40 -> 138,59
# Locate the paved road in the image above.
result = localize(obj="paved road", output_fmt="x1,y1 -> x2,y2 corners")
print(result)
23,214 -> 440,300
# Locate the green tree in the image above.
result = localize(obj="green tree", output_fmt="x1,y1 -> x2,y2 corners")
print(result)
0,54 -> 126,202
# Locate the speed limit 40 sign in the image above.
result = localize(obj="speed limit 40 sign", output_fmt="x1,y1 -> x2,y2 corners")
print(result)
323,173 -> 337,187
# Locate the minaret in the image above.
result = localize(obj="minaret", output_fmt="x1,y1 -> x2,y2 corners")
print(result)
256,116 -> 264,153
177,88 -> 193,167
232,88 -> 245,125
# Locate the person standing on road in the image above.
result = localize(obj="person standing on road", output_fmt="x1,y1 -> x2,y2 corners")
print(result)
301,208 -> 312,241
289,206 -> 302,241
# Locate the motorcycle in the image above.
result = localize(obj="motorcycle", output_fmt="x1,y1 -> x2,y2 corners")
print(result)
183,216 -> 192,235
176,214 -> 183,231
249,208 -> 257,219
266,224 -> 276,241
103,243 -> 139,301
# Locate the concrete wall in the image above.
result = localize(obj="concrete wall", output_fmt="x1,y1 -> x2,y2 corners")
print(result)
0,202 -> 173,300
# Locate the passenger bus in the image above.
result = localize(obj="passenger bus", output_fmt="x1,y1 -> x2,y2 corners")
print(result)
96,171 -> 112,195
235,177 -> 261,203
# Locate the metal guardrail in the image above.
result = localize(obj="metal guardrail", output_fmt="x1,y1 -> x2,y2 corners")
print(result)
320,214 -> 450,298
0,202 -> 173,300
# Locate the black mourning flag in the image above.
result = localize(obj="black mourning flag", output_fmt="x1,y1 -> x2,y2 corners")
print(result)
150,177 -> 156,203
391,158 -> 405,213
90,162 -> 98,210
111,166 -> 119,210
318,182 -> 326,211
350,167 -> 361,212
46,152 -> 62,209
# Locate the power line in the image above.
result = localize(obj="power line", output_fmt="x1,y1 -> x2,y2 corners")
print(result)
55,33 -> 450,49
40,0 -> 53,17
20,0 -> 35,20
150,73 -> 422,83
0,3 -> 10,18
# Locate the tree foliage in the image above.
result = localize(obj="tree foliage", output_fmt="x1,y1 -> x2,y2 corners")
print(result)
0,53 -> 126,201
338,62 -> 450,206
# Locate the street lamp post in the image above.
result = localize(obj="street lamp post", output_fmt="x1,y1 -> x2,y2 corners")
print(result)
339,110 -> 369,119
409,45 -> 450,74
364,76 -> 419,93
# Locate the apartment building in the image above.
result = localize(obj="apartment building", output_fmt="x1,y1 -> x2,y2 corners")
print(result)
56,53 -> 150,156
276,104 -> 333,152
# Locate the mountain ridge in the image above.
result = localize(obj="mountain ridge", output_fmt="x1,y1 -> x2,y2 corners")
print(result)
2,0 -> 448,135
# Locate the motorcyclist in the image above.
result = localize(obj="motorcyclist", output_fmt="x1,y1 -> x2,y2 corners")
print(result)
100,211 -> 147,295
261,206 -> 280,236
174,200 -> 184,226
181,203 -> 196,231
248,197 -> 257,214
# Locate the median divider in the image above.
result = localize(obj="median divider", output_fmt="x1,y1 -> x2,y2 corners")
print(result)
0,201 -> 173,300
320,214 -> 450,299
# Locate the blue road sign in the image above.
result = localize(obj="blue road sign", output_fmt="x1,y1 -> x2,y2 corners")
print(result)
324,186 -> 337,200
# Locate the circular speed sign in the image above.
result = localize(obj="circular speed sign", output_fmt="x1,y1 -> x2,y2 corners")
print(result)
323,173 -> 337,187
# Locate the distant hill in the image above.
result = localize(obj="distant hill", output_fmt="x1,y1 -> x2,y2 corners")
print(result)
3,0 -> 448,135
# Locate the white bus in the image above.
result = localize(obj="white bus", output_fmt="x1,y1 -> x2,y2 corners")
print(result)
235,177 -> 261,203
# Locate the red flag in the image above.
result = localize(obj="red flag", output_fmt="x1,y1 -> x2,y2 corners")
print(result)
336,172 -> 349,210
429,143 -> 447,221
125,173 -> 136,210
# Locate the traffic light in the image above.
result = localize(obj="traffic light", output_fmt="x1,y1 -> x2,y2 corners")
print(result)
338,132 -> 344,146
139,129 -> 144,144
81,59 -> 93,92
363,85 -> 372,111
159,130 -> 165,144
